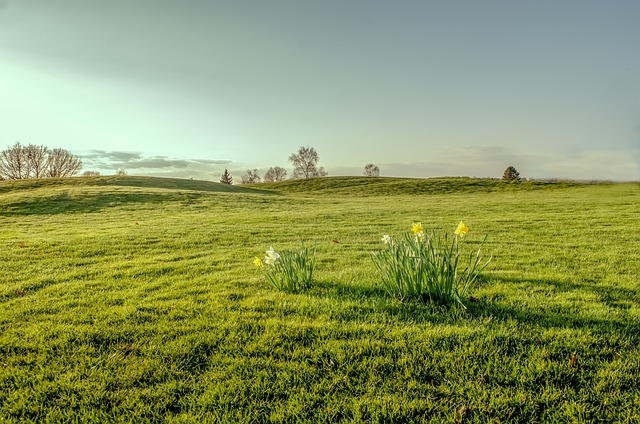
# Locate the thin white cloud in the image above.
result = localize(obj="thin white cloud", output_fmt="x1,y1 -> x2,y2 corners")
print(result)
80,151 -> 232,179
328,146 -> 639,181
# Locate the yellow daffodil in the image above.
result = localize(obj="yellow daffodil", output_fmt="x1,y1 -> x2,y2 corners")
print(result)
253,257 -> 264,267
411,222 -> 423,235
455,221 -> 469,237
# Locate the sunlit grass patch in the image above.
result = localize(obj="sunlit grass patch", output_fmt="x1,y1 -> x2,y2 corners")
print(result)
0,176 -> 638,422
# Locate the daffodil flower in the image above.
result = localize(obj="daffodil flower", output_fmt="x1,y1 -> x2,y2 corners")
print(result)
455,221 -> 469,237
411,222 -> 423,235
253,257 -> 264,267
381,234 -> 392,244
264,246 -> 280,266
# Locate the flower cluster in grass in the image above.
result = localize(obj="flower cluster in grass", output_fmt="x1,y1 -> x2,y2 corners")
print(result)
374,221 -> 490,307
253,221 -> 489,305
254,245 -> 316,292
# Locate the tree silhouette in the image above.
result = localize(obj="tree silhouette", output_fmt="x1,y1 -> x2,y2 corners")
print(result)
288,146 -> 327,179
0,142 -> 82,179
220,168 -> 233,185
241,169 -> 261,184
363,163 -> 380,177
263,166 -> 287,182
47,148 -> 83,178
502,166 -> 521,181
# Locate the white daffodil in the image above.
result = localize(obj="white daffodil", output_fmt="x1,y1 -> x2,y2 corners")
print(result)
264,246 -> 280,266
381,234 -> 392,244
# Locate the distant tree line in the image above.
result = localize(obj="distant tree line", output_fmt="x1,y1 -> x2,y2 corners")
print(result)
230,151 -> 522,185
224,145 -> 330,185
222,145 -> 381,185
0,142 -> 82,180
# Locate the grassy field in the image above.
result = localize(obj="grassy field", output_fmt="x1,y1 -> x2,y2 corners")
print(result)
0,176 -> 638,423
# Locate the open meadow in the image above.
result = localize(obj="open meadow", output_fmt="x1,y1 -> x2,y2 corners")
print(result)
0,176 -> 639,423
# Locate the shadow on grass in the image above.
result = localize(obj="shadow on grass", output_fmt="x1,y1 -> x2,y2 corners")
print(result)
489,274 -> 639,310
0,190 -> 194,216
0,181 -> 278,217
0,175 -> 276,195
92,176 -> 276,195
307,279 -> 470,325
467,274 -> 640,336
307,275 -> 640,336
0,176 -> 279,216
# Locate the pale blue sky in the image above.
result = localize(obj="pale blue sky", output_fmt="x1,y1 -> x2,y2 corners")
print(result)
1,0 -> 638,181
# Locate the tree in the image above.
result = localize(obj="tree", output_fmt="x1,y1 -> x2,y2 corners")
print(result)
83,171 -> 101,176
116,168 -> 127,176
47,148 -> 83,177
263,166 -> 287,182
25,144 -> 50,178
363,163 -> 380,177
241,169 -> 261,184
288,146 -> 327,179
0,142 -> 41,179
220,168 -> 233,185
502,166 -> 521,181
0,142 -> 81,180
0,142 -> 30,179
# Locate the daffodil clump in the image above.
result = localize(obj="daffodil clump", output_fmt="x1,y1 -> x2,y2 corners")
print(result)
254,245 -> 316,292
373,221 -> 489,307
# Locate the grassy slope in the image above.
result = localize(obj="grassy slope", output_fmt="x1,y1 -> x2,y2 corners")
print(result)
254,176 -> 589,196
0,176 -> 638,423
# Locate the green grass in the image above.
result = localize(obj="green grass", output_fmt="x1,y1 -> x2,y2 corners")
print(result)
0,176 -> 639,423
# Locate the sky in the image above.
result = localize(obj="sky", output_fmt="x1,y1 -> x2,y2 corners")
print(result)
1,0 -> 639,182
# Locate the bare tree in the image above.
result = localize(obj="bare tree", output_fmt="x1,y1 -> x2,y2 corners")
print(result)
0,142 -> 57,179
48,148 -> 83,177
263,166 -> 287,182
220,168 -> 233,185
25,144 -> 50,178
83,171 -> 101,176
288,146 -> 327,179
116,168 -> 127,176
0,142 -> 32,179
241,169 -> 261,184
363,163 -> 380,177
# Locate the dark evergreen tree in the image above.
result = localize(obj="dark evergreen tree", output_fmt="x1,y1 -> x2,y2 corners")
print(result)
502,166 -> 521,181
220,168 -> 233,185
